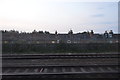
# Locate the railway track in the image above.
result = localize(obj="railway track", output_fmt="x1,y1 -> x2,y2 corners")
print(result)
2,58 -> 118,68
1,53 -> 119,79
2,53 -> 119,59
2,65 -> 119,78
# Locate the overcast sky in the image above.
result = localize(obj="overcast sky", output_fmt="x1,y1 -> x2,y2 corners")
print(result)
0,0 -> 119,33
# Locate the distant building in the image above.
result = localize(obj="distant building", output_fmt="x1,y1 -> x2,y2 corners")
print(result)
108,30 -> 113,38
1,30 -> 119,44
104,31 -> 109,38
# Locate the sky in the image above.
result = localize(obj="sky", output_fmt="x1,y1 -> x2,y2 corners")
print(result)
0,0 -> 119,33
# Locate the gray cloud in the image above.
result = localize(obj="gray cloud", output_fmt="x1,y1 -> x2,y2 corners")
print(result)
97,7 -> 104,10
99,21 -> 115,24
91,14 -> 104,17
